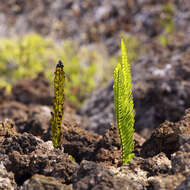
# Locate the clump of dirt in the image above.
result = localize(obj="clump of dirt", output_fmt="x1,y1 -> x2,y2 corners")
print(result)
0,119 -> 17,143
71,160 -> 140,190
11,72 -> 53,105
141,109 -> 190,158
61,119 -> 102,163
21,174 -> 67,190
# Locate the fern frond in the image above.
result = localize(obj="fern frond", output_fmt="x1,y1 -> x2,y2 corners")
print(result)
113,39 -> 135,164
51,60 -> 65,148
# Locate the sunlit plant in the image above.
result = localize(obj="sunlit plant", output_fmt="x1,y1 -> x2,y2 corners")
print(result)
113,39 -> 135,164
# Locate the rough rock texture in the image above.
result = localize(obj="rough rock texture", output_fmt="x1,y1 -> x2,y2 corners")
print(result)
61,120 -> 145,166
93,123 -> 121,165
0,127 -> 79,186
61,119 -> 102,163
147,174 -> 186,190
141,152 -> 171,177
0,101 -> 52,140
176,175 -> 190,190
71,160 -> 144,190
20,174 -> 70,190
0,163 -> 17,190
140,109 -> 190,189
0,119 -> 18,142
141,109 -> 190,158
0,106 -> 190,189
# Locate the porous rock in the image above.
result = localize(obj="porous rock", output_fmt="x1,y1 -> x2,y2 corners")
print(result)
1,132 -> 79,185
109,157 -> 148,189
20,174 -> 72,190
141,152 -> 171,176
148,174 -> 186,190
93,123 -> 121,165
141,109 -> 190,158
61,119 -> 101,163
0,162 -> 17,190
1,132 -> 42,155
71,160 -> 144,190
171,133 -> 190,174
0,119 -> 17,142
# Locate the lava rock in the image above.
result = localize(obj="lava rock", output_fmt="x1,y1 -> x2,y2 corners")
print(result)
11,72 -> 53,105
71,160 -> 143,190
0,132 -> 79,186
141,109 -> 190,158
20,174 -> 71,190
0,162 -> 17,190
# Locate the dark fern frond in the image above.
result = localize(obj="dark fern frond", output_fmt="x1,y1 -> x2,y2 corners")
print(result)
51,60 -> 65,148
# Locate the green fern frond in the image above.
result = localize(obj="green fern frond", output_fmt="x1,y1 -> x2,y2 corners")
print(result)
51,60 -> 65,148
113,39 -> 135,164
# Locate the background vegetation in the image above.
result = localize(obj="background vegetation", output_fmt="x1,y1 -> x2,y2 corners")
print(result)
0,33 -> 140,107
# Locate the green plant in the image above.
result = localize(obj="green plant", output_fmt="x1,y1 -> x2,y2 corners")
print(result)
0,34 -> 99,107
0,34 -> 54,92
0,33 -> 141,107
157,3 -> 175,47
113,39 -> 135,164
60,42 -> 97,107
51,61 -> 65,148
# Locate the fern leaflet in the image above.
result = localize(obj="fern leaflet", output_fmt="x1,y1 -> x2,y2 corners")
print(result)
113,39 -> 135,164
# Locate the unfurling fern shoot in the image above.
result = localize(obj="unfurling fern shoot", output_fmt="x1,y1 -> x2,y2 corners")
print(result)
51,60 -> 65,148
113,39 -> 135,164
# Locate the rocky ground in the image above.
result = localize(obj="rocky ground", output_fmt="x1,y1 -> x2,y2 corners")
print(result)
0,77 -> 190,189
0,0 -> 190,189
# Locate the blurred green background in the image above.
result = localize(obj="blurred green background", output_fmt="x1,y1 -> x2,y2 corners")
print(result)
0,33 -> 141,108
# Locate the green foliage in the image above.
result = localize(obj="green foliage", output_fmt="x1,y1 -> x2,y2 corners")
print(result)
0,33 -> 141,107
68,155 -> 76,162
157,3 -> 175,47
0,34 -> 98,107
58,41 -> 97,107
51,61 -> 65,148
0,34 -> 53,79
113,39 -> 135,164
